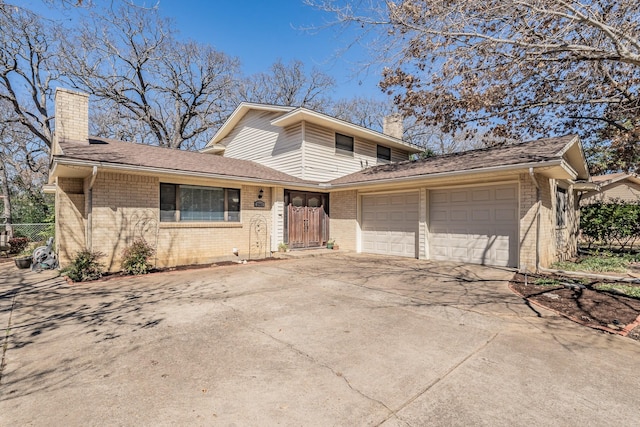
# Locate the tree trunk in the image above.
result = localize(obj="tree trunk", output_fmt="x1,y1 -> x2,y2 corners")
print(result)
0,158 -> 12,238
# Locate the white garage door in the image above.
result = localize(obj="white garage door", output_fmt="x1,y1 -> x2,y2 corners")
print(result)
361,192 -> 419,258
429,184 -> 518,267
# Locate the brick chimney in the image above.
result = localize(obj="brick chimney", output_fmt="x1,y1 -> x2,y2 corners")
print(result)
54,88 -> 89,152
383,113 -> 403,140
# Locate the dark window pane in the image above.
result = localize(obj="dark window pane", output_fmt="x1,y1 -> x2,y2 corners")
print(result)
227,188 -> 240,222
160,184 -> 241,223
556,188 -> 567,228
160,183 -> 177,222
377,145 -> 391,161
181,186 -> 224,221
335,133 -> 354,152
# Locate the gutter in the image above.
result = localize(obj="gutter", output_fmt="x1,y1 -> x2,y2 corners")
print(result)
529,167 -> 541,273
326,159 -> 564,190
53,157 -> 314,189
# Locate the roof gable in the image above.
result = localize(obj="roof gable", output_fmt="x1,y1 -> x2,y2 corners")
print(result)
203,102 -> 422,154
204,103 -> 294,149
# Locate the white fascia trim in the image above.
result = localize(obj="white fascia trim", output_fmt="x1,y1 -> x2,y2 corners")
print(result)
270,108 -> 422,153
560,159 -> 578,180
204,103 -> 294,148
556,135 -> 589,179
53,158 -> 313,188
326,159 -> 564,189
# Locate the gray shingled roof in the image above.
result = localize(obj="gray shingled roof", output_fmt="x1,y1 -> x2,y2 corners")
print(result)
57,137 -> 309,184
329,135 -> 578,185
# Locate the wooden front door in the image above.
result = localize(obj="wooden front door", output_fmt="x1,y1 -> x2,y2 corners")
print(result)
287,192 -> 328,249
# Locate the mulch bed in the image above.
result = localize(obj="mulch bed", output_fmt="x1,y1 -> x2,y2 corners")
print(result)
510,273 -> 640,341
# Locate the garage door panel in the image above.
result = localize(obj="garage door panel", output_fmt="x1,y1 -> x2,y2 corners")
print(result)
361,192 -> 418,258
429,185 -> 518,267
471,209 -> 490,221
450,210 -> 468,221
472,189 -> 491,201
450,191 -> 469,202
431,192 -> 449,203
496,187 -> 517,200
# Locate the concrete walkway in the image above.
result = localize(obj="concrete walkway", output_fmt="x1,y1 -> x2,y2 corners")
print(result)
1,254 -> 639,426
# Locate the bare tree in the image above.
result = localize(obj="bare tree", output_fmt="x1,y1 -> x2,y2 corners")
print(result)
331,96 -> 389,130
237,59 -> 335,111
0,3 -> 58,149
330,96 -> 482,153
309,0 -> 640,171
0,100 -> 50,233
60,5 -> 240,150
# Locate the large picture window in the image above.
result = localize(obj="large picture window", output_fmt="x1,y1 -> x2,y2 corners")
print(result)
160,183 -> 240,222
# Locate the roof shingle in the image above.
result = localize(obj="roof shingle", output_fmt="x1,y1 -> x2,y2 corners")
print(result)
57,137 -> 308,184
329,135 -> 577,185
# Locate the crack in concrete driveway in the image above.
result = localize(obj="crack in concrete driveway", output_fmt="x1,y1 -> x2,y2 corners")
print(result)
1,254 -> 639,426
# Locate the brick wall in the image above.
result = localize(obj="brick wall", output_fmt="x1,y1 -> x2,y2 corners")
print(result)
56,177 -> 86,265
88,172 -> 159,271
329,189 -> 358,251
156,184 -> 272,268
54,88 -> 88,143
518,173 -> 537,271
80,173 -> 273,271
518,173 -> 579,270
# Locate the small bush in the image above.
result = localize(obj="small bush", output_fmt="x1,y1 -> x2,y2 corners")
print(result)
8,237 -> 29,254
121,239 -> 155,275
63,250 -> 105,282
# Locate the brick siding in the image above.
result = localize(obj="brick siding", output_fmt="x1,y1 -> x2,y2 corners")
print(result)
329,190 -> 358,251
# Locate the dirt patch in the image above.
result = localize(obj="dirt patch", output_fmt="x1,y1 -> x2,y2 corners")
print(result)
65,257 -> 284,284
510,273 -> 640,340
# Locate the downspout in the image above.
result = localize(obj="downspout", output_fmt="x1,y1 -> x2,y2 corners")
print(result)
87,166 -> 98,251
529,168 -> 541,273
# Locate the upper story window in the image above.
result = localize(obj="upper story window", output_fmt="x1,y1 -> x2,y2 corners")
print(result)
377,145 -> 391,162
556,187 -> 567,228
335,133 -> 354,153
160,183 -> 240,222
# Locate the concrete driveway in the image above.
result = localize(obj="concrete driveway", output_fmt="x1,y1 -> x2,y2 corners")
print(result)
1,254 -> 638,426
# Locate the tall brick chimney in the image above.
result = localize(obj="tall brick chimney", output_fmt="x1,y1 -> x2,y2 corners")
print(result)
383,113 -> 403,140
54,88 -> 89,151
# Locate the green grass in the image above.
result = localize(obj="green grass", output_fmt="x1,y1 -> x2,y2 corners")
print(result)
552,254 -> 639,273
534,278 -> 561,286
594,283 -> 640,299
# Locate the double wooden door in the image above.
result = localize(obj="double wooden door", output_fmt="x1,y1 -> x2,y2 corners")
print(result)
287,192 -> 328,249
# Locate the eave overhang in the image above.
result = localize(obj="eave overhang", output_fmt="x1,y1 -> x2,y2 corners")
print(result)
270,108 -> 423,154
50,156 -> 319,190
203,103 -> 294,149
325,159 -> 570,190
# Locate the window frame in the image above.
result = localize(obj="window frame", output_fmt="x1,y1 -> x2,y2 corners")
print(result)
376,145 -> 391,162
335,133 -> 354,154
555,186 -> 567,229
160,183 -> 241,223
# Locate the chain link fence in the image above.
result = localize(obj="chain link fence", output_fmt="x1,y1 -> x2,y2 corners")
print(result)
5,223 -> 54,243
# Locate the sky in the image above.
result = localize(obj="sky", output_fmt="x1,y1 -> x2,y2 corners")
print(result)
19,0 -> 386,101
157,0 -> 384,100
